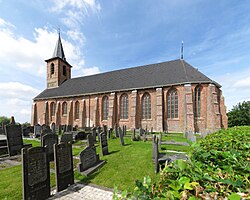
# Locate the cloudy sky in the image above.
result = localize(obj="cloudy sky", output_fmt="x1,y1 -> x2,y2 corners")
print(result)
0,0 -> 250,123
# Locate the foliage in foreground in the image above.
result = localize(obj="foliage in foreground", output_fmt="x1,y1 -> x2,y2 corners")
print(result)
114,126 -> 250,199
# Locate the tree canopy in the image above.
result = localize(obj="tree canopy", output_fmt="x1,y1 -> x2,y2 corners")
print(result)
227,101 -> 250,127
0,116 -> 11,125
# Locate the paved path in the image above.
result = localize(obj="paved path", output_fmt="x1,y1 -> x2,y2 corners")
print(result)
49,183 -> 114,200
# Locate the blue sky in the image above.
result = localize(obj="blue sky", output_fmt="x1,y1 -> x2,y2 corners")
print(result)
0,0 -> 249,123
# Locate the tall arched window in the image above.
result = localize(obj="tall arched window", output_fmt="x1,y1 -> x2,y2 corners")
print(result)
63,65 -> 66,76
167,89 -> 178,118
120,94 -> 128,119
51,63 -> 55,75
62,102 -> 67,115
102,96 -> 109,120
194,86 -> 201,118
75,101 -> 80,119
50,102 -> 56,117
142,93 -> 151,119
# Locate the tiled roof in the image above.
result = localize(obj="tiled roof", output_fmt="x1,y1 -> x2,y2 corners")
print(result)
34,59 -> 219,100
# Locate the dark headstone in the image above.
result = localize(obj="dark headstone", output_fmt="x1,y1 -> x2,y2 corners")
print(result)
42,134 -> 58,162
131,128 -> 136,141
54,142 -> 74,192
50,122 -> 56,134
108,128 -> 113,139
34,124 -> 42,137
100,132 -> 108,156
114,124 -> 118,138
152,135 -> 159,173
103,125 -> 107,134
5,124 -> 23,156
10,116 -> 15,125
22,147 -> 50,200
77,146 -> 105,176
92,127 -> 97,142
41,124 -> 49,131
63,124 -> 67,133
58,125 -> 62,135
158,133 -> 162,150
119,127 -> 122,137
139,128 -> 143,136
87,134 -> 94,148
75,131 -> 86,140
119,128 -> 125,146
60,132 -> 73,144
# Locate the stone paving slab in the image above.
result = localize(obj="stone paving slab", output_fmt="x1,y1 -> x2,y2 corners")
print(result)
49,183 -> 113,200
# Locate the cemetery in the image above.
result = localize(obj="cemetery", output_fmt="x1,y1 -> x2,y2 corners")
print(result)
0,118 -> 249,199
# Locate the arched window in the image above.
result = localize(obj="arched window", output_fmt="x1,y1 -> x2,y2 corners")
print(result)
51,63 -> 55,75
194,86 -> 201,118
62,102 -> 67,115
120,94 -> 128,119
102,96 -> 109,120
50,102 -> 56,117
63,65 -> 66,76
75,101 -> 80,119
167,89 -> 178,118
142,93 -> 151,119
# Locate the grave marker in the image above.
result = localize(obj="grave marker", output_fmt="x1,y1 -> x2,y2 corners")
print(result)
22,147 -> 50,200
87,134 -> 94,148
5,124 -> 23,156
42,134 -> 58,162
119,128 -> 125,146
54,143 -> 74,192
50,122 -> 56,134
92,127 -> 97,142
60,132 -> 73,144
100,132 -> 108,156
77,146 -> 105,176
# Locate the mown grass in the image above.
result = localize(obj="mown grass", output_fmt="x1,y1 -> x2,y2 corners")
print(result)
1,132 -> 194,198
0,165 -> 56,200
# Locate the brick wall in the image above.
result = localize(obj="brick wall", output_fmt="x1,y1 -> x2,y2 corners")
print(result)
32,83 -> 227,133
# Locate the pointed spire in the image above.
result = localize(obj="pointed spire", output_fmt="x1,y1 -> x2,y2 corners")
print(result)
180,41 -> 184,60
52,31 -> 66,60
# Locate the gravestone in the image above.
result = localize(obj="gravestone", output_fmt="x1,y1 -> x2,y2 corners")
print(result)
54,143 -> 74,192
100,132 -> 108,156
63,124 -> 67,133
153,136 -> 159,173
92,127 -> 97,142
131,128 -> 136,141
87,134 -> 94,148
139,128 -> 143,136
158,133 -> 162,150
60,132 -> 73,144
114,124 -> 119,137
34,124 -> 42,137
103,125 -> 107,134
119,127 -> 123,137
50,122 -> 56,134
42,134 -> 58,162
5,124 -> 23,156
108,128 -> 112,139
152,135 -> 157,163
10,116 -> 16,124
58,125 -> 62,135
97,126 -> 102,141
66,125 -> 72,132
119,128 -> 125,146
77,146 -> 105,176
22,147 -> 50,200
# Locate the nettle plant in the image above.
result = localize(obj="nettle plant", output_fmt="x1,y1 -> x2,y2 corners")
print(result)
114,127 -> 250,200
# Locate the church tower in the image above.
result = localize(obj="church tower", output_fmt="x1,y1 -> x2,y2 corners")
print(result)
45,33 -> 72,89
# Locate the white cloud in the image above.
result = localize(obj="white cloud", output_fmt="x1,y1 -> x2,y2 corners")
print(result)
81,66 -> 100,76
233,76 -> 250,89
0,82 -> 41,123
212,68 -> 250,111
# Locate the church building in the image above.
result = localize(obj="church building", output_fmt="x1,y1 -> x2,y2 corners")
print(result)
32,35 -> 228,133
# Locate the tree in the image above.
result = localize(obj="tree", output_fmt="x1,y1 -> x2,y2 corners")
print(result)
0,116 -> 11,125
227,101 -> 250,127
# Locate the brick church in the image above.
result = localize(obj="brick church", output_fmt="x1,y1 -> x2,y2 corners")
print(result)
31,35 -> 228,133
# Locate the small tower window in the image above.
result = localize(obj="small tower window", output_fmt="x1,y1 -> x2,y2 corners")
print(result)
102,96 -> 109,120
75,101 -> 80,119
63,65 -> 66,76
51,63 -> 55,75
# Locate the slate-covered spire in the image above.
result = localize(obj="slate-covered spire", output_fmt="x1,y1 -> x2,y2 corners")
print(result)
52,32 -> 66,60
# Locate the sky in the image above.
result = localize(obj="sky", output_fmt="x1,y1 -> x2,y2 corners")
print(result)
0,0 -> 250,123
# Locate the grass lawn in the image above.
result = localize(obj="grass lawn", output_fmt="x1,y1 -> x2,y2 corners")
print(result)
1,132 -> 195,199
